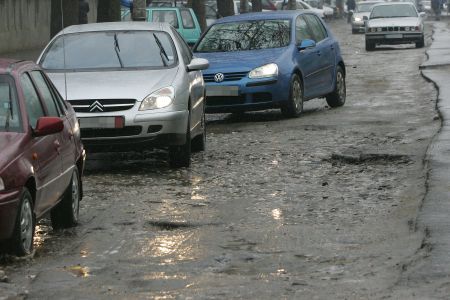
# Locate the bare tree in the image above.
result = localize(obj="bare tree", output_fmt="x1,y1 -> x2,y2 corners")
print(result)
252,0 -> 262,11
240,0 -> 249,13
97,0 -> 121,22
190,0 -> 207,32
50,0 -> 79,38
217,0 -> 235,17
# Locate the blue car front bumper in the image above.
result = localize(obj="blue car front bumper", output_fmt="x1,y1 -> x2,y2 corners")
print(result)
203,75 -> 291,113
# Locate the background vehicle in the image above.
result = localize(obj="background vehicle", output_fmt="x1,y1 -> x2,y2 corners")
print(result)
350,0 -> 384,33
365,2 -> 425,50
194,11 -> 346,117
275,0 -> 327,18
38,22 -> 209,168
0,59 -> 85,256
122,7 -> 201,46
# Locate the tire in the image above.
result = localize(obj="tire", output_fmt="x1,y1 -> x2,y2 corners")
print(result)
281,74 -> 303,118
365,39 -> 375,51
10,188 -> 35,256
416,36 -> 425,48
51,168 -> 81,230
191,105 -> 206,153
326,65 -> 346,108
169,112 -> 191,168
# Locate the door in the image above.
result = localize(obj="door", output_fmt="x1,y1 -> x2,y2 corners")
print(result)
294,15 -> 321,99
303,14 -> 335,96
20,73 -> 63,216
179,8 -> 201,45
30,70 -> 75,191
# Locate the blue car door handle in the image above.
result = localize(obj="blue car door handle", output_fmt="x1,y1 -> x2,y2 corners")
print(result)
315,50 -> 321,56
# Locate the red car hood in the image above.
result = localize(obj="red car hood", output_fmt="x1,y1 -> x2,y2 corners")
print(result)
0,132 -> 26,172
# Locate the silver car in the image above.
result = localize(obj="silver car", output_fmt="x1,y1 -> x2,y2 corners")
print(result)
38,22 -> 209,168
350,1 -> 384,34
365,2 -> 425,51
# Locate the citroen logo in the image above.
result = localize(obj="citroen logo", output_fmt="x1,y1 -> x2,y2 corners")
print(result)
89,100 -> 104,112
214,73 -> 225,83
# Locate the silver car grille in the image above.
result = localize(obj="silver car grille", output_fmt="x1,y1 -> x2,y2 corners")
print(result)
69,99 -> 136,113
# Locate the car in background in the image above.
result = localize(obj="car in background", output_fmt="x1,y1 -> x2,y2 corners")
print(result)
350,0 -> 384,33
304,0 -> 335,18
275,0 -> 327,18
38,22 -> 208,168
0,59 -> 85,256
122,7 -> 201,46
193,11 -> 346,116
365,2 -> 425,50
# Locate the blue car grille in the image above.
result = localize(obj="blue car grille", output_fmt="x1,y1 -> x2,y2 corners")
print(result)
203,72 -> 248,83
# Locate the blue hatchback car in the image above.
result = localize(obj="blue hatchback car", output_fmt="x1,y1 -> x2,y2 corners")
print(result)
193,11 -> 346,117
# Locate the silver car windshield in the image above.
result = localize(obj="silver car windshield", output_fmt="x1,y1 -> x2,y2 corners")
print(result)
195,20 -> 291,52
0,75 -> 21,133
357,3 -> 378,12
41,30 -> 177,71
370,4 -> 418,18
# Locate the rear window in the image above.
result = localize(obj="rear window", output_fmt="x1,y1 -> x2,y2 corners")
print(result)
195,19 -> 291,52
152,10 -> 179,28
40,30 -> 177,71
0,75 -> 21,132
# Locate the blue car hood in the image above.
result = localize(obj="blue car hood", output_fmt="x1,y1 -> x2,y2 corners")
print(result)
195,47 -> 288,74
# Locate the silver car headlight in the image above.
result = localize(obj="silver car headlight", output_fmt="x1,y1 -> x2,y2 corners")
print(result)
139,86 -> 175,111
0,177 -> 4,191
249,63 -> 278,79
353,17 -> 362,22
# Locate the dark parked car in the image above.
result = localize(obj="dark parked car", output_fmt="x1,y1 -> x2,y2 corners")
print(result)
0,59 -> 85,256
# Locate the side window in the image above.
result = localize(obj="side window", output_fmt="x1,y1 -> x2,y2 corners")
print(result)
30,71 -> 61,117
180,9 -> 195,29
21,74 -> 45,129
295,16 -> 314,44
172,28 -> 193,64
304,14 -> 327,42
152,10 -> 179,28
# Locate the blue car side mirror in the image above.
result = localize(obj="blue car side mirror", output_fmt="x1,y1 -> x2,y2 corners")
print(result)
298,39 -> 316,51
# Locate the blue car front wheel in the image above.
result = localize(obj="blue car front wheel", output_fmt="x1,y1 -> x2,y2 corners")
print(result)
281,73 -> 303,118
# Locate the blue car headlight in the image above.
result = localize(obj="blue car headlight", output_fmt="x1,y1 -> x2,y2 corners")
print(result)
139,86 -> 174,111
248,63 -> 278,79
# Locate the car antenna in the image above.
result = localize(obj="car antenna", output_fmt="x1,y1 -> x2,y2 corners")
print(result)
60,0 -> 69,101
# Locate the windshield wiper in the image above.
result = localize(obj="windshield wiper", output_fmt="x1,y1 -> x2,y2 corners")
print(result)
153,33 -> 168,67
114,33 -> 124,68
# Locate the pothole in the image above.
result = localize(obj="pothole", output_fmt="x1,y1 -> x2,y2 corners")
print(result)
146,220 -> 221,231
328,152 -> 411,165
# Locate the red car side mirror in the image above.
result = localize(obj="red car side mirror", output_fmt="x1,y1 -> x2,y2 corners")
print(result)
34,117 -> 64,137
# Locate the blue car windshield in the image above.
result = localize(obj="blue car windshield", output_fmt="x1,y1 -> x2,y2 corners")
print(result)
195,19 -> 291,52
41,31 -> 177,71
0,75 -> 21,133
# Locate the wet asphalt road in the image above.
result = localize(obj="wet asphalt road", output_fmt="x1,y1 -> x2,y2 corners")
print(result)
0,19 -> 441,299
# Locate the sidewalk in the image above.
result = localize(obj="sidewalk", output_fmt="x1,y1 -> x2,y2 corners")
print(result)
400,20 -> 450,296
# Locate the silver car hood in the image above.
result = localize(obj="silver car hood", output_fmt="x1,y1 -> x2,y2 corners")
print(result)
353,12 -> 370,19
47,67 -> 179,101
368,17 -> 420,27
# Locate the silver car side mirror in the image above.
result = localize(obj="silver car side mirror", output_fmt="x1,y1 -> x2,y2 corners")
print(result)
187,58 -> 209,72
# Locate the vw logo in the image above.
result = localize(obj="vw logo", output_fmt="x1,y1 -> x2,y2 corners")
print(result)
89,100 -> 104,112
214,73 -> 225,83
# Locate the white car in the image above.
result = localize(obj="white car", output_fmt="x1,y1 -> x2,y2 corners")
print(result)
275,0 -> 326,18
38,22 -> 209,168
365,2 -> 425,50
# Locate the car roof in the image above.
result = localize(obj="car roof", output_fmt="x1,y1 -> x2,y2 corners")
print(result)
373,1 -> 415,5
214,10 -> 306,24
54,21 -> 172,37
0,59 -> 35,74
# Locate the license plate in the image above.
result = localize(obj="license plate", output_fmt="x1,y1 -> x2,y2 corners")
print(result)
78,116 -> 124,129
386,34 -> 403,39
206,86 -> 239,97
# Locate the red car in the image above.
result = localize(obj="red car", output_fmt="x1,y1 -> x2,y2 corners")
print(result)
0,59 -> 85,256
